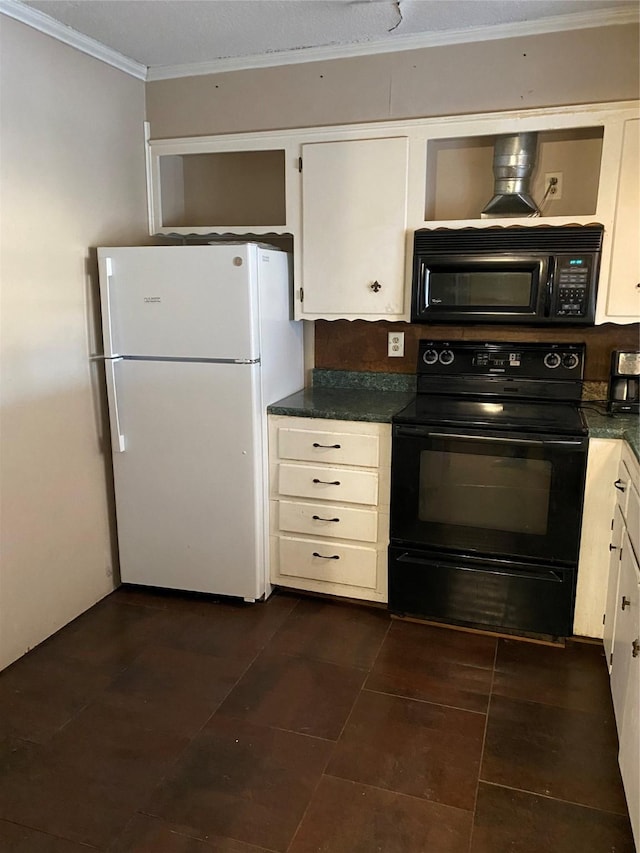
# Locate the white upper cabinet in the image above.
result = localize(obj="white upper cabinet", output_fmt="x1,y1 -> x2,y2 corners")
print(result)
298,137 -> 408,320
145,100 -> 639,323
146,129 -> 300,237
602,117 -> 640,321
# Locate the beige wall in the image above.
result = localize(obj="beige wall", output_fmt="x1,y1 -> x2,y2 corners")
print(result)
146,24 -> 639,138
0,18 -> 148,669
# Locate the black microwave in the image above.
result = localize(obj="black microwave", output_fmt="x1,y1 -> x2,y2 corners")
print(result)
411,224 -> 604,325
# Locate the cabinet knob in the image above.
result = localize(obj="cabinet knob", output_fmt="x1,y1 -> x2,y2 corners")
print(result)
621,595 -> 631,610
370,280 -> 382,292
633,639 -> 640,658
609,543 -> 618,551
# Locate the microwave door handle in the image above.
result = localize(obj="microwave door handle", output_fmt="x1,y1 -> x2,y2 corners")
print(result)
544,256 -> 555,318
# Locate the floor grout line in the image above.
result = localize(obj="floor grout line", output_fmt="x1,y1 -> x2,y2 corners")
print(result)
466,637 -> 499,853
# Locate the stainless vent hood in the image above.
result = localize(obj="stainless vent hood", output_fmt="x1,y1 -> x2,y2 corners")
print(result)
481,133 -> 540,218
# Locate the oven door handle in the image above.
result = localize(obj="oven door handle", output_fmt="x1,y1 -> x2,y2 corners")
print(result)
395,552 -> 565,583
405,430 -> 583,447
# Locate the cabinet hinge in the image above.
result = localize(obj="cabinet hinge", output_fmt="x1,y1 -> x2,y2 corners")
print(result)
603,613 -> 606,625
610,652 -> 613,666
298,157 -> 302,172
611,517 -> 614,531
299,287 -> 304,302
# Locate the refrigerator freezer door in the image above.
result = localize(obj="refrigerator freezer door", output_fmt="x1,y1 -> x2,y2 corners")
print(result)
98,245 -> 260,360
107,358 -> 265,599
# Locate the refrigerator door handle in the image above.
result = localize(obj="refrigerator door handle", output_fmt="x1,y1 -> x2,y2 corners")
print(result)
105,358 -> 126,452
99,255 -> 117,357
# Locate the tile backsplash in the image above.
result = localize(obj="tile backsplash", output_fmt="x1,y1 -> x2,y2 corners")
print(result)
315,321 -> 640,382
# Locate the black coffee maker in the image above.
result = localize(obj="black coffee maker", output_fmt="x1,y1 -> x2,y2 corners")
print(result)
608,350 -> 640,413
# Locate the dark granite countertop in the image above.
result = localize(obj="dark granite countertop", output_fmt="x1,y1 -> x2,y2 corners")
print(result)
268,370 -> 639,457
581,408 -> 639,459
267,386 -> 415,423
267,369 -> 415,423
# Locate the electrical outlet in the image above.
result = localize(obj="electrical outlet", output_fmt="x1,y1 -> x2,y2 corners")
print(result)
388,331 -> 405,357
544,172 -> 563,200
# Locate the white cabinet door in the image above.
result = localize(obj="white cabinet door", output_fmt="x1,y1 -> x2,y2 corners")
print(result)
611,531 -> 640,731
619,616 -> 640,851
615,534 -> 640,850
300,137 -> 408,319
606,118 -> 640,318
604,504 -> 625,668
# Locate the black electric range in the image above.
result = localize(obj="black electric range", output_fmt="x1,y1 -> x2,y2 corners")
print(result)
388,340 -> 589,639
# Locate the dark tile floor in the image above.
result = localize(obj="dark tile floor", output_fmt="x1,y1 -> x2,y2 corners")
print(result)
0,587 -> 634,852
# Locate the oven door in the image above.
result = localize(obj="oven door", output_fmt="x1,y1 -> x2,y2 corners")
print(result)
390,423 -> 588,566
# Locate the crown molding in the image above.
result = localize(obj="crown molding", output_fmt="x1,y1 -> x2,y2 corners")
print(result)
1,0 -> 635,84
0,0 -> 147,80
147,6 -> 639,81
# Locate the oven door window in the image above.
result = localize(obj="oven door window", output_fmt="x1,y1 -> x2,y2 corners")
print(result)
419,449 -> 551,536
391,429 -> 587,565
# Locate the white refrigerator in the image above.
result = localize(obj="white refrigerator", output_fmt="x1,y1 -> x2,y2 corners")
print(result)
98,243 -> 303,601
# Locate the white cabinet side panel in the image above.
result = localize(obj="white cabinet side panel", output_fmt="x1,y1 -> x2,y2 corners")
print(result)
575,438 -> 621,638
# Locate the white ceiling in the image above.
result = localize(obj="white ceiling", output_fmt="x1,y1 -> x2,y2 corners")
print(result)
5,0 -> 639,79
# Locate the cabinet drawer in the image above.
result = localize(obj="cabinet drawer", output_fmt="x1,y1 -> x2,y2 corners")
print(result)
278,427 -> 379,467
277,499 -> 378,543
278,463 -> 378,505
278,536 -> 378,589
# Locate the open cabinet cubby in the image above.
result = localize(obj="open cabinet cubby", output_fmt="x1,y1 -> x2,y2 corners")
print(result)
424,126 -> 604,222
158,149 -> 287,229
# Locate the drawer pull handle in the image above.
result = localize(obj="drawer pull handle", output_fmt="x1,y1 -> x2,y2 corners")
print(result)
614,479 -> 626,492
312,515 -> 340,523
313,478 -> 340,486
312,442 -> 341,449
312,552 -> 340,560
633,639 -> 640,658
622,595 -> 631,610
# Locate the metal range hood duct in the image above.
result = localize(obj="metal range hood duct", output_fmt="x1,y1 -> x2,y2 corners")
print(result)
481,133 -> 540,218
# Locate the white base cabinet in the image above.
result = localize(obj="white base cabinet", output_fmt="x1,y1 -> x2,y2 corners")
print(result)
269,415 -> 390,603
603,441 -> 640,848
575,438 -> 622,639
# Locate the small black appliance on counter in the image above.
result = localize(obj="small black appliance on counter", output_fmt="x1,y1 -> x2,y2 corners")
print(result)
608,350 -> 640,413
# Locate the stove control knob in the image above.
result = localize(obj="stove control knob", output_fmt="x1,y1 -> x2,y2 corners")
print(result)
562,353 -> 580,370
422,348 -> 439,365
439,349 -> 455,366
543,352 -> 561,369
